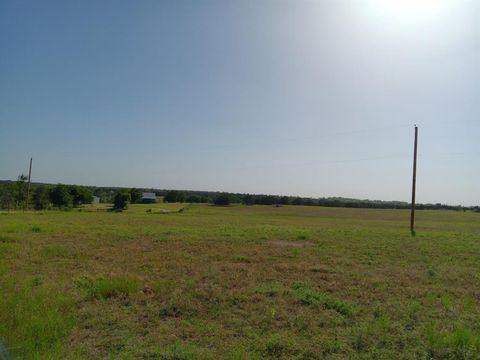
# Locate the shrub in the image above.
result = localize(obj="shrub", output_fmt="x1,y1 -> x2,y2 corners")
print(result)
69,185 -> 93,206
129,188 -> 142,204
112,191 -> 130,211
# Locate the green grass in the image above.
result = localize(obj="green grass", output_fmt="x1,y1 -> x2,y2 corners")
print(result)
0,203 -> 479,359
0,281 -> 75,359
290,281 -> 357,316
77,276 -> 140,300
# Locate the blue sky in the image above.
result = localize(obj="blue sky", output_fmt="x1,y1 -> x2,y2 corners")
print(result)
1,0 -> 478,205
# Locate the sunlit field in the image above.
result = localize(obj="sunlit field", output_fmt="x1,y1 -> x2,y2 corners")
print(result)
1,204 -> 479,359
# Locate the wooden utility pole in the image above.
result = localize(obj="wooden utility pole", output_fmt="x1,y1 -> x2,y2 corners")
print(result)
410,126 -> 418,234
25,157 -> 33,210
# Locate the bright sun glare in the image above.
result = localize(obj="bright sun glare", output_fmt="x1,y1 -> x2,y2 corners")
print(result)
382,0 -> 443,15
366,0 -> 449,24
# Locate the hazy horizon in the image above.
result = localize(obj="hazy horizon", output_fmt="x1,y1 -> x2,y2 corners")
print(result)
1,0 -> 479,206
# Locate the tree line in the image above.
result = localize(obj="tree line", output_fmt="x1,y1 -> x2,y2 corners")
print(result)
0,179 -> 477,212
0,177 -> 94,210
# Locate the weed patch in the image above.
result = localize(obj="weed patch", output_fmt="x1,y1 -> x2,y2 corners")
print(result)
425,323 -> 480,359
296,232 -> 309,240
31,226 -> 42,233
77,276 -> 139,300
263,334 -> 294,358
290,282 -> 356,316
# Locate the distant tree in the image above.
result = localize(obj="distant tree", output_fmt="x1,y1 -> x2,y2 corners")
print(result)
243,194 -> 255,205
163,190 -> 175,203
50,184 -> 73,208
164,190 -> 185,203
229,194 -> 241,204
279,196 -> 290,205
177,192 -> 185,203
130,188 -> 142,204
186,195 -> 210,203
256,195 -> 277,205
186,195 -> 201,203
15,174 -> 28,209
303,198 -> 315,206
32,186 -> 51,210
291,197 -> 304,206
214,193 -> 231,206
112,191 -> 130,211
0,183 -> 15,211
70,185 -> 93,206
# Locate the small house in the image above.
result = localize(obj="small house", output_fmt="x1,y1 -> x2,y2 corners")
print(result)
141,192 -> 157,204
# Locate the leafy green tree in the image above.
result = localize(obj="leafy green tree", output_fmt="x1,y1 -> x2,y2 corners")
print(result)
177,192 -> 185,203
214,193 -> 231,206
164,190 -> 185,203
32,186 -> 51,210
292,197 -> 304,206
0,183 -> 15,211
112,191 -> 130,211
130,188 -> 142,204
243,194 -> 255,205
50,184 -> 73,208
256,195 -> 278,205
70,185 -> 93,206
186,195 -> 201,203
15,174 -> 28,209
186,195 -> 211,203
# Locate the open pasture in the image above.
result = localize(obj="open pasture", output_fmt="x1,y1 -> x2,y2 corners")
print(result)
1,204 -> 479,359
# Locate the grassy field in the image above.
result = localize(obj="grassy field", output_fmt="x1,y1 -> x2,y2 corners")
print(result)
1,204 -> 479,359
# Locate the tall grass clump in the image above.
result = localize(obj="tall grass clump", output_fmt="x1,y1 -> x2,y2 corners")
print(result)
425,322 -> 480,359
30,226 -> 42,233
0,281 -> 75,359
